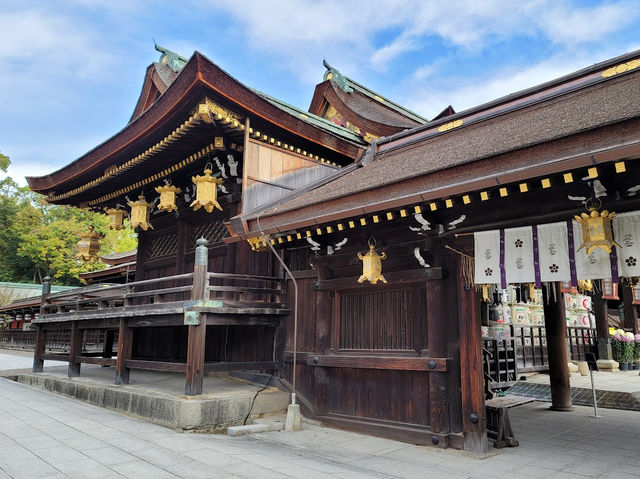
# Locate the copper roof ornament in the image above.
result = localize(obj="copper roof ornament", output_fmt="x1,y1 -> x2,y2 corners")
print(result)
76,226 -> 104,262
357,237 -> 387,284
128,194 -> 154,231
573,198 -> 620,255
190,162 -> 223,213
155,179 -> 181,213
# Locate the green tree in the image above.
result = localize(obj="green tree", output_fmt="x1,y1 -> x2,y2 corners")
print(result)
0,153 -> 137,285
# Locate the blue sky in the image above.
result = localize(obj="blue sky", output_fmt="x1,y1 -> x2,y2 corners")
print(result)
2,0 -> 640,186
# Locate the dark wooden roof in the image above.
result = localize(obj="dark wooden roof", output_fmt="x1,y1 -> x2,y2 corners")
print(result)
27,52 -> 365,204
129,63 -> 179,122
308,63 -> 426,139
232,50 -> 640,237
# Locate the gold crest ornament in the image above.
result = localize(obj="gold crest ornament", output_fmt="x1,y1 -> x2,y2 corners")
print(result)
155,182 -> 182,212
76,226 -> 104,262
573,204 -> 620,255
357,237 -> 387,284
190,164 -> 223,213
105,207 -> 126,230
129,195 -> 154,231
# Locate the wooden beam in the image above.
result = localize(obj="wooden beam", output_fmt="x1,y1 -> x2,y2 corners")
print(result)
306,355 -> 449,372
203,361 -> 278,373
75,356 -> 116,367
543,284 -> 573,411
313,267 -> 442,290
593,289 -> 611,359
125,359 -> 186,372
67,322 -> 83,377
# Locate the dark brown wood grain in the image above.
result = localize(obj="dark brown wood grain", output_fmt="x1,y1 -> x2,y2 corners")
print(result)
115,319 -> 133,385
32,327 -> 46,372
67,322 -> 83,377
543,284 -> 573,411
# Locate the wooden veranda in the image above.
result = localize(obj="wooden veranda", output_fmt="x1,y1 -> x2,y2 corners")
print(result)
31,239 -> 289,395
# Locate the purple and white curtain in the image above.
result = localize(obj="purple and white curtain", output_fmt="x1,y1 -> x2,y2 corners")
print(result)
474,210 -> 640,285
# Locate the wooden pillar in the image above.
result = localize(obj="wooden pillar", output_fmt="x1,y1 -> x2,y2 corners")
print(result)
185,238 -> 209,396
427,273 -> 450,447
593,290 -> 611,360
68,322 -> 83,377
33,276 -> 52,372
32,327 -> 47,372
115,319 -> 133,385
313,257 -> 332,416
621,282 -> 639,335
543,285 -> 572,411
102,330 -> 115,360
457,256 -> 488,452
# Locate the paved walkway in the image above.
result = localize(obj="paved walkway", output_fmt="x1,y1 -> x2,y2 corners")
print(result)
2,350 -> 640,478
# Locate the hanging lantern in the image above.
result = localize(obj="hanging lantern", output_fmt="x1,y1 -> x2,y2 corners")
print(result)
632,282 -> 640,305
129,195 -> 154,231
573,206 -> 620,254
601,279 -> 619,300
105,207 -> 126,230
76,226 -> 104,262
357,238 -> 387,284
190,166 -> 223,213
155,183 -> 182,212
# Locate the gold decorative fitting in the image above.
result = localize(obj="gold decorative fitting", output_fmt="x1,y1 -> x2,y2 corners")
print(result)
437,119 -> 463,133
76,226 -> 104,262
601,58 -> 640,78
155,184 -> 182,212
129,195 -> 154,231
357,238 -> 387,285
573,206 -> 620,255
214,137 -> 224,148
105,208 -> 126,230
190,169 -> 223,213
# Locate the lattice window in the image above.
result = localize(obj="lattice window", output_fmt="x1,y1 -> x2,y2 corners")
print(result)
339,287 -> 424,350
192,219 -> 229,247
148,231 -> 178,258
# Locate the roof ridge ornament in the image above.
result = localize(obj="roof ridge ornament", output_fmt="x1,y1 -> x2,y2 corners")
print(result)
322,59 -> 354,94
154,42 -> 188,72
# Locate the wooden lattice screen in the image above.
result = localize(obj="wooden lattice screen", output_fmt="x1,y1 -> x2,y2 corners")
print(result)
192,219 -> 229,247
148,231 -> 178,258
338,287 -> 424,350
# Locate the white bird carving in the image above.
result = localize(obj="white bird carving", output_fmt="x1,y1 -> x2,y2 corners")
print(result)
447,214 -> 466,230
409,213 -> 431,232
219,184 -> 229,194
333,238 -> 348,251
214,157 -> 228,179
414,247 -> 430,268
568,195 -> 587,202
227,154 -> 239,177
306,237 -> 321,251
593,179 -> 607,198
627,185 -> 640,197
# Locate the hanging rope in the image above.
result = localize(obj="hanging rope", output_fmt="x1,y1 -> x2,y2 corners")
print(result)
445,244 -> 475,286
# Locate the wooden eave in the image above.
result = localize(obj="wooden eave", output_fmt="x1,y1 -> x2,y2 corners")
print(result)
27,52 -> 364,199
129,63 -> 175,122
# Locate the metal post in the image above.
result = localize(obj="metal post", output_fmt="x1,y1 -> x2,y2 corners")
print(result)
589,368 -> 600,418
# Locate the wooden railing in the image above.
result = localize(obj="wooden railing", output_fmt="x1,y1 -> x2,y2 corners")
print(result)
206,272 -> 286,304
567,326 -> 597,362
40,273 -> 194,318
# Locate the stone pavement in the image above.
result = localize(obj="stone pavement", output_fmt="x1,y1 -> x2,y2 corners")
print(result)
2,377 -> 640,479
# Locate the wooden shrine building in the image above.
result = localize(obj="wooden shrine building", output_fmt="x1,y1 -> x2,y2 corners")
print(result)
26,46 -> 640,452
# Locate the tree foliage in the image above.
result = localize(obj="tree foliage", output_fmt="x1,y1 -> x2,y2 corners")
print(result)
0,155 -> 137,285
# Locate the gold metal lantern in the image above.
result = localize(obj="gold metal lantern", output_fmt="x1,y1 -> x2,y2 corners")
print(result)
357,238 -> 387,284
573,206 -> 620,254
155,183 -> 182,212
105,207 -> 126,230
76,226 -> 104,262
129,195 -> 154,231
190,167 -> 223,213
